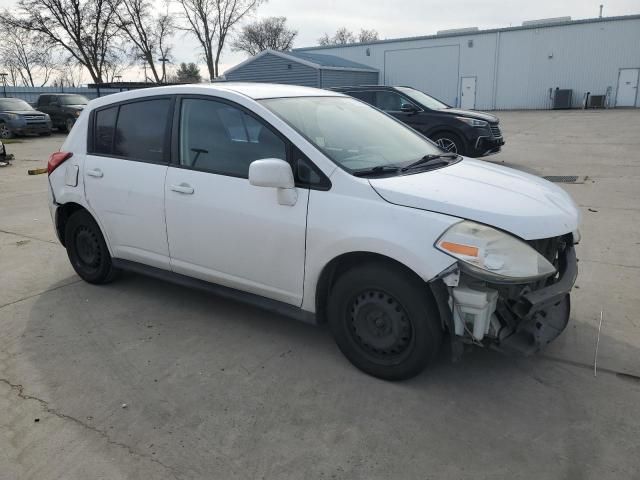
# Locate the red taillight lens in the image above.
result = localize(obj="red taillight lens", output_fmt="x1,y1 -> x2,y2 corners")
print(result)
47,151 -> 73,175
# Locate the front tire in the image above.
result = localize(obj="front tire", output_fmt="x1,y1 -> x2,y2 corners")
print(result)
65,210 -> 119,284
431,131 -> 465,156
327,263 -> 443,380
0,123 -> 14,139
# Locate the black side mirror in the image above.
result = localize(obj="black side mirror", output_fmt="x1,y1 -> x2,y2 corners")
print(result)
400,103 -> 417,113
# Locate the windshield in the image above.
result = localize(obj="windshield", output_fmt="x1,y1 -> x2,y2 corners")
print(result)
0,98 -> 34,111
260,96 -> 442,173
396,87 -> 449,110
59,95 -> 89,105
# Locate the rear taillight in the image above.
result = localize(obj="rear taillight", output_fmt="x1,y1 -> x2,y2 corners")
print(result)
47,151 -> 73,175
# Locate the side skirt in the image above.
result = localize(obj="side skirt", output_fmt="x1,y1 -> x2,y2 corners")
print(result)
112,259 -> 318,325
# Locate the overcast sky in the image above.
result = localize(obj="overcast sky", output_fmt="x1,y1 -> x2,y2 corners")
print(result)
1,0 -> 639,81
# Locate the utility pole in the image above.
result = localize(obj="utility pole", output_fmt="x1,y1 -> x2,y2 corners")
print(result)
599,4 -> 603,18
157,57 -> 169,84
0,73 -> 7,97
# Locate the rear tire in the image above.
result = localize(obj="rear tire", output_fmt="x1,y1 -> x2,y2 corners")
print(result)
65,210 -> 119,284
327,263 -> 443,380
431,131 -> 465,156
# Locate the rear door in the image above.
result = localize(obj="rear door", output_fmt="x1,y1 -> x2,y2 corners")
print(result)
164,96 -> 309,305
84,96 -> 173,269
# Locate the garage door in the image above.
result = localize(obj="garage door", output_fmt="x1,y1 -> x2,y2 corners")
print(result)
384,45 -> 460,106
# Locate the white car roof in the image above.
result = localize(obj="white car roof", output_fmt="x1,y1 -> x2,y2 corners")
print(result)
87,82 -> 343,110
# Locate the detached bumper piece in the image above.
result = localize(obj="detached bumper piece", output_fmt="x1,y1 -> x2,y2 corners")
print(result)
494,243 -> 577,356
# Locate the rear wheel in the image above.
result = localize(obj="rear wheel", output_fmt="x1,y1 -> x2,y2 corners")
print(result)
431,131 -> 465,156
65,210 -> 119,284
327,263 -> 443,380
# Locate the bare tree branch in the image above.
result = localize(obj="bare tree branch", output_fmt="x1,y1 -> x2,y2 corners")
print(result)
232,16 -> 296,55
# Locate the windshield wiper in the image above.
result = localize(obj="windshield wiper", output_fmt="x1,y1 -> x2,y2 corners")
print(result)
353,165 -> 400,177
400,153 -> 459,172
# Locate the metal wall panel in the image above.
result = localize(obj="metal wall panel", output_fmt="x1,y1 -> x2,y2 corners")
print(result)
319,70 -> 379,88
296,16 -> 640,109
225,52 -> 319,86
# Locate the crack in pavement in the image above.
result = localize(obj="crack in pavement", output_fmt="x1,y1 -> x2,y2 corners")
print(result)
0,280 -> 83,311
0,228 -> 58,245
0,378 -> 182,480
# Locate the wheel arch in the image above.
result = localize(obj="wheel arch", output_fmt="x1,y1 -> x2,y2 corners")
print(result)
314,251 -> 431,324
55,202 -> 93,247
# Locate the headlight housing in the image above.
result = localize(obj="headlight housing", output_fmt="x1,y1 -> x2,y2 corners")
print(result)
455,116 -> 488,128
436,220 -> 556,283
6,113 -> 18,120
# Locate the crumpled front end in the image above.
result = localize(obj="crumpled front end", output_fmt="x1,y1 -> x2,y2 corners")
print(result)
431,234 -> 578,356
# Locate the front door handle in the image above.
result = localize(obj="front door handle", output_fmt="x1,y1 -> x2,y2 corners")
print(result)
170,183 -> 194,195
86,168 -> 103,178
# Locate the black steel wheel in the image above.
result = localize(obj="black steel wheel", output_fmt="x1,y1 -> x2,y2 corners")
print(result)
328,262 -> 443,380
65,209 -> 119,284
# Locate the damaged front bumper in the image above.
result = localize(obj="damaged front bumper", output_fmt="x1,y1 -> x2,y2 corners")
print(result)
430,237 -> 578,357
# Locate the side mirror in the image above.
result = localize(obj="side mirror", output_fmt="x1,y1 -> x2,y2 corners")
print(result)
249,158 -> 297,206
400,103 -> 418,113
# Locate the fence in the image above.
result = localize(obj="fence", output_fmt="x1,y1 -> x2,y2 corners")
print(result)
1,86 -> 123,105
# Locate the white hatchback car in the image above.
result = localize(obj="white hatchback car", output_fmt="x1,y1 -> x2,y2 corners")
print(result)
48,83 -> 580,380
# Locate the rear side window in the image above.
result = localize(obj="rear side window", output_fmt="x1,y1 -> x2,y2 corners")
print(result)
90,98 -> 171,163
114,99 -> 171,162
374,91 -> 415,112
94,106 -> 118,155
347,90 -> 375,105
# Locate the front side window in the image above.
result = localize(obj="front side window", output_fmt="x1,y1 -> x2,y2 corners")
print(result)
179,98 -> 286,178
347,90 -> 375,105
261,96 -> 442,173
374,91 -> 415,112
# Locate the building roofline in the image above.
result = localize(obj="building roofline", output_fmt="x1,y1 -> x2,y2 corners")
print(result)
294,13 -> 640,52
223,49 -> 379,76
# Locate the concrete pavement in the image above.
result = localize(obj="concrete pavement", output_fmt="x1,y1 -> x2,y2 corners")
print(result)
1,110 -> 639,479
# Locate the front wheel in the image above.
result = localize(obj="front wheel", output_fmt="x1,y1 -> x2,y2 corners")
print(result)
327,263 -> 443,380
431,132 -> 465,156
0,123 -> 14,139
65,210 -> 119,284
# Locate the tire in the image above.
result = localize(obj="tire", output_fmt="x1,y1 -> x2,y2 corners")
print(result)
0,122 -> 14,139
64,210 -> 119,284
431,131 -> 465,156
327,262 -> 443,381
65,117 -> 75,133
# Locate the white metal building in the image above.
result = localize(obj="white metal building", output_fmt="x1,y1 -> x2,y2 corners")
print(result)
293,14 -> 640,110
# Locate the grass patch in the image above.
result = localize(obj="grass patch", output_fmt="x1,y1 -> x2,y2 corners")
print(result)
1,139 -> 23,144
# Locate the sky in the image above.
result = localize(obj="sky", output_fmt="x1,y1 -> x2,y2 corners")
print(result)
1,0 -> 639,82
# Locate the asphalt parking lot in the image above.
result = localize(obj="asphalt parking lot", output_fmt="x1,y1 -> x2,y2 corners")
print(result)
1,109 -> 639,479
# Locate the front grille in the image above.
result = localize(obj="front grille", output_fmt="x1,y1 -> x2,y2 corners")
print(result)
25,115 -> 46,123
489,124 -> 502,138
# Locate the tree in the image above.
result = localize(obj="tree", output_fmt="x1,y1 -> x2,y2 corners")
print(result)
171,62 -> 202,83
232,16 -> 297,56
318,27 -> 379,46
3,0 -> 122,84
0,22 -> 57,87
177,0 -> 263,81
110,0 -> 175,83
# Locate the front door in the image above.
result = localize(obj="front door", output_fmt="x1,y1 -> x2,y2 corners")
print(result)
164,97 -> 309,306
460,77 -> 476,109
84,97 -> 173,269
616,68 -> 639,107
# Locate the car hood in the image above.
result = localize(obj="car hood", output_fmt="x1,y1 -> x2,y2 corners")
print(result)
441,108 -> 499,123
369,159 -> 580,240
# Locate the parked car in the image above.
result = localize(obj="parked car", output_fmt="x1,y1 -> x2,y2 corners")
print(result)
0,98 -> 53,139
47,84 -> 579,380
36,93 -> 89,133
331,85 -> 505,157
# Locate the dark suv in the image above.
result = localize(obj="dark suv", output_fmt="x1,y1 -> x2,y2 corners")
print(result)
0,98 -> 53,139
331,85 -> 505,157
36,94 -> 89,133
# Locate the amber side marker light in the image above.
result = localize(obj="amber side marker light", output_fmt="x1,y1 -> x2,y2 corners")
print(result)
439,241 -> 479,257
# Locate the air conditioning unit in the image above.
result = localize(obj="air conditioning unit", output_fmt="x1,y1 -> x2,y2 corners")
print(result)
553,89 -> 573,109
588,95 -> 606,108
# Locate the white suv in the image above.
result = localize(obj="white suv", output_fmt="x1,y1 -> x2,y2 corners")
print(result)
48,83 -> 580,380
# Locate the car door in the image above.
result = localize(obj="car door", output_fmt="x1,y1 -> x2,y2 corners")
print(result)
164,96 -> 309,306
84,96 -> 173,270
373,90 -> 432,134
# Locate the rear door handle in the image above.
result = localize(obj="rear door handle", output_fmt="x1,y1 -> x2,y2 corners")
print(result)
86,168 -> 103,178
170,183 -> 194,195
